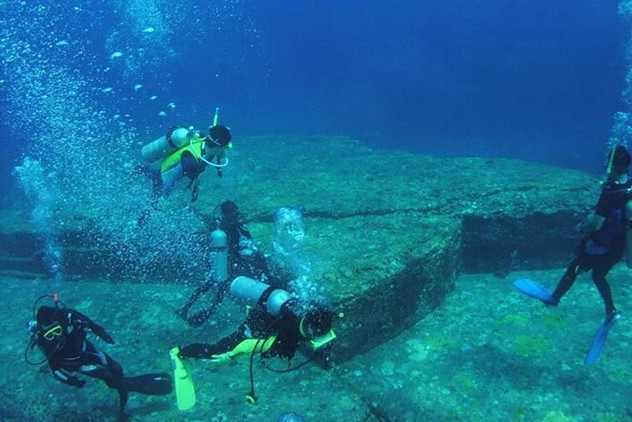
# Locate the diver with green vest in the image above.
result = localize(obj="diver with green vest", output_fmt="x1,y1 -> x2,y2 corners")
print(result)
172,276 -> 338,405
136,109 -> 232,226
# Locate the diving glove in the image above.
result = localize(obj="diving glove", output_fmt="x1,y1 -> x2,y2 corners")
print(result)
210,353 -> 232,365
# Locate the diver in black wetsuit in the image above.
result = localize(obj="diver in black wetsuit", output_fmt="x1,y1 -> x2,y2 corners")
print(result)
549,145 -> 632,323
176,200 -> 283,328
177,276 -> 337,403
26,296 -> 172,422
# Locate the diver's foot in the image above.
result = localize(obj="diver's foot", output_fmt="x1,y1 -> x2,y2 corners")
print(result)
513,278 -> 557,307
175,308 -> 188,321
541,296 -> 558,307
605,310 -> 621,326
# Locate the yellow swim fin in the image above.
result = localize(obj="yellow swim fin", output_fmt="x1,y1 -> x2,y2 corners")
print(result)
170,347 -> 196,411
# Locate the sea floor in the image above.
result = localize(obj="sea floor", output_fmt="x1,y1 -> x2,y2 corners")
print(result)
2,267 -> 631,422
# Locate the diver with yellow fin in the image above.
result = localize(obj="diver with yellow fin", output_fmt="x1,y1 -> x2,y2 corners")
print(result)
25,294 -> 173,421
175,276 -> 337,404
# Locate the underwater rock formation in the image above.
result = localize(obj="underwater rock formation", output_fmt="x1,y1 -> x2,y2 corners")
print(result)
1,136 -> 598,360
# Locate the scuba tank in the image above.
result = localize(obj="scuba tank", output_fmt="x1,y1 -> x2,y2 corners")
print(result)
141,127 -> 192,163
230,276 -> 292,317
210,228 -> 228,282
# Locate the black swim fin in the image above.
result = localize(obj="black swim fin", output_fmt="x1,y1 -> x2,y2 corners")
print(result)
121,373 -> 173,395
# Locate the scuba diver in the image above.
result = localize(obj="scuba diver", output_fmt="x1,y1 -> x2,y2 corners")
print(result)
514,144 -> 632,365
173,276 -> 337,404
139,124 -> 232,202
175,200 -> 282,328
136,109 -> 232,226
25,295 -> 172,421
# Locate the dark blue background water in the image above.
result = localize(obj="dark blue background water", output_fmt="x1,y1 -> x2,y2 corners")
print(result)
0,0 -> 627,196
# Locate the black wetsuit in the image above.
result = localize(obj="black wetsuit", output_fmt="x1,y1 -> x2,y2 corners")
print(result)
33,306 -> 171,421
34,306 -> 129,418
180,287 -> 302,361
552,179 -> 632,316
179,220 -> 282,327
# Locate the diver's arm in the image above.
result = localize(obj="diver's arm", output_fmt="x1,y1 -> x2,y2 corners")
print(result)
215,155 -> 223,178
225,336 -> 277,358
205,336 -> 277,365
179,328 -> 246,359
179,335 -> 276,361
582,213 -> 605,233
69,310 -> 115,344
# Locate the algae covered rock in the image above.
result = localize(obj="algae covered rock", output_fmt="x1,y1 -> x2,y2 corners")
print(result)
1,135 -> 598,360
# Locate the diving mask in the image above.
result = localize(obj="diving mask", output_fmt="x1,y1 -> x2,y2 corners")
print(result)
42,323 -> 63,341
308,329 -> 337,350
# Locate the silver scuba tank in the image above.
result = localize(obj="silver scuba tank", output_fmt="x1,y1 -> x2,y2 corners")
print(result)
230,276 -> 292,317
210,228 -> 228,282
141,127 -> 191,163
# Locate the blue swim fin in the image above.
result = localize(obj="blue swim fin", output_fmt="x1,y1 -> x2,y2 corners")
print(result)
513,278 -> 555,305
585,314 -> 619,366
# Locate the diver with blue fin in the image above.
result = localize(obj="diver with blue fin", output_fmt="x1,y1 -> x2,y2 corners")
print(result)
25,294 -> 173,421
514,144 -> 632,365
175,276 -> 337,404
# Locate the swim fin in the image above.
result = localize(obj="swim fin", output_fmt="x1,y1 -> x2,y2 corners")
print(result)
513,278 -> 556,305
585,314 -> 619,366
170,347 -> 196,411
121,373 -> 173,395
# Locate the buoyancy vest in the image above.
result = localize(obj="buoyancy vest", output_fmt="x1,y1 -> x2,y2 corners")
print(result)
160,136 -> 205,173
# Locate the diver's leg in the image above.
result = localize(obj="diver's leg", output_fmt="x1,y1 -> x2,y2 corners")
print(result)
186,281 -> 228,328
77,344 -> 127,419
160,164 -> 184,199
551,257 -> 584,304
591,254 -> 619,318
136,164 -> 164,226
176,278 -> 215,319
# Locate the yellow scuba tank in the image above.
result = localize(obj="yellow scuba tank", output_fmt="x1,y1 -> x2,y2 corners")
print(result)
141,127 -> 192,163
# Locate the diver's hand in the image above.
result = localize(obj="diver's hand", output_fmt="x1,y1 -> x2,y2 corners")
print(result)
93,325 -> 115,344
210,353 -> 232,365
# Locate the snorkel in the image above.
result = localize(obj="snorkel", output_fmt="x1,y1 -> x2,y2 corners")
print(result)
213,106 -> 219,127
606,139 -> 619,178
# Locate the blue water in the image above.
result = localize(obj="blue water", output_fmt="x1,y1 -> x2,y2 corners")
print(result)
0,0 -> 627,193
